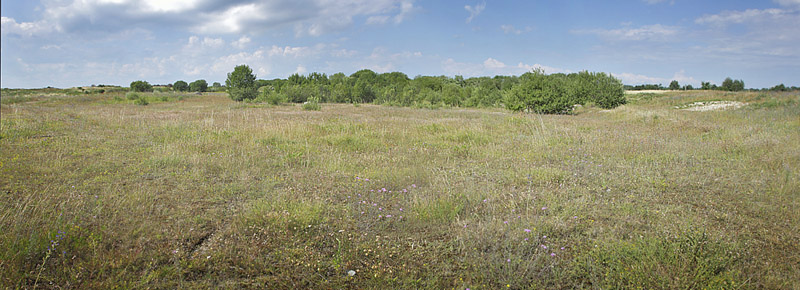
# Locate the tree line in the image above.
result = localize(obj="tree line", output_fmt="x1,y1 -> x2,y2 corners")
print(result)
627,78 -> 798,92
224,65 -> 627,114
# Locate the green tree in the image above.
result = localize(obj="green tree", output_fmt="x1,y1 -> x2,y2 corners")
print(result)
669,80 -> 680,90
130,80 -> 153,92
701,81 -> 711,90
173,80 -> 189,92
721,77 -> 734,91
190,79 -> 208,92
226,65 -> 257,101
505,69 -> 572,114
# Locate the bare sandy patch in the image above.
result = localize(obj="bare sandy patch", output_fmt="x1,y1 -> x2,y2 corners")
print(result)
677,101 -> 745,111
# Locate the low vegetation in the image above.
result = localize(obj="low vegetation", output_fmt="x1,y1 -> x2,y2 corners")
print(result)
1,88 -> 798,289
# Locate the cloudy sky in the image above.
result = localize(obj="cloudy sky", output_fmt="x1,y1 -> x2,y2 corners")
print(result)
2,0 -> 799,88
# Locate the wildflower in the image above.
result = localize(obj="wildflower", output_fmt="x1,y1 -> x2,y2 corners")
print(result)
543,235 -> 547,238
412,184 -> 416,188
348,270 -> 356,276
379,207 -> 383,210
524,238 -> 529,241
524,229 -> 531,232
541,207 -> 547,210
386,215 -> 392,218
399,208 -> 403,211
560,247 -> 565,250
379,215 -> 382,218
504,221 -> 508,224
550,253 -> 556,257
507,259 -> 510,262
541,245 -> 547,249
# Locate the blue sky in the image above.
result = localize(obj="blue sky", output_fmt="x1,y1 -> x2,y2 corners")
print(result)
2,0 -> 799,88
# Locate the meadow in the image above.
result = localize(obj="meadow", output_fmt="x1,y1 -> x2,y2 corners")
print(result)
1,89 -> 798,289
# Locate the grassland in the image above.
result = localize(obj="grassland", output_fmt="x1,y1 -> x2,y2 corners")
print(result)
1,89 -> 798,289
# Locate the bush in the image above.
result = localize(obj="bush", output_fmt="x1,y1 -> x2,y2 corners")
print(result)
190,79 -> 208,92
126,92 -> 140,100
129,81 -> 153,92
302,97 -> 321,111
134,98 -> 149,106
506,70 -> 572,114
173,81 -> 189,92
226,65 -> 257,101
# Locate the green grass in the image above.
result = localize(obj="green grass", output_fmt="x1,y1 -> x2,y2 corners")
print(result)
1,90 -> 798,289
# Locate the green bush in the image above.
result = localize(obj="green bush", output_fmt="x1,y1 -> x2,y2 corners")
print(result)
506,70 -> 572,114
129,80 -> 153,92
302,97 -> 321,111
226,65 -> 257,101
173,80 -> 189,92
125,92 -> 140,100
134,98 -> 149,106
190,79 -> 208,92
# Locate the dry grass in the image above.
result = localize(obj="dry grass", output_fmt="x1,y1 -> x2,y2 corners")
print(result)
1,90 -> 798,289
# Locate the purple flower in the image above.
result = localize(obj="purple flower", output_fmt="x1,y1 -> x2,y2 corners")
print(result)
399,208 -> 403,211
386,215 -> 392,218
560,247 -> 565,250
379,215 -> 382,218
504,221 -> 509,224
541,245 -> 547,249
507,259 -> 511,262
524,229 -> 531,232
550,253 -> 556,257
541,207 -> 547,210
412,184 -> 416,188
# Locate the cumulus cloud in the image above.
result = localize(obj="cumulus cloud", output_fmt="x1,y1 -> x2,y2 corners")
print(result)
574,24 -> 679,41
642,0 -> 675,5
695,8 -> 790,26
4,0 -> 416,37
1,17 -> 53,36
231,36 -> 251,49
614,70 -> 699,86
465,2 -> 486,23
443,57 -> 567,77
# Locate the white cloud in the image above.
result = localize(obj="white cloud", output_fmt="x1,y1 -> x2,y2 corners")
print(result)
483,58 -> 506,70
642,0 -> 675,5
575,24 -> 679,41
465,2 -> 486,23
501,25 -> 521,34
295,64 -> 308,74
7,0 -> 415,37
614,70 -> 699,86
1,17 -> 53,36
695,9 -> 789,26
775,0 -> 800,7
443,57 -> 568,77
366,15 -> 391,25
232,36 -> 251,49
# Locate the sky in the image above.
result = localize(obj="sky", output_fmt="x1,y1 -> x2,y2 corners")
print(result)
2,0 -> 799,89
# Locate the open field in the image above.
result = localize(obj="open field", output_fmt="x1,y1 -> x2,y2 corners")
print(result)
1,90 -> 799,289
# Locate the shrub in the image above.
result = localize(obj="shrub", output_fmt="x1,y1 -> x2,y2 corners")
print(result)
302,97 -> 321,111
134,98 -> 149,106
226,65 -> 257,101
173,80 -> 189,92
190,79 -> 208,92
125,92 -> 140,100
129,80 -> 153,92
506,70 -> 572,114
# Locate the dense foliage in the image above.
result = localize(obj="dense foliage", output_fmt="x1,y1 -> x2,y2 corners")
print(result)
190,79 -> 208,92
129,80 -> 153,92
242,67 -> 626,113
226,65 -> 257,101
173,80 -> 189,92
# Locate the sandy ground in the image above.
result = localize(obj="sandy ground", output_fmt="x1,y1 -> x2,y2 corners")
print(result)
678,101 -> 745,111
624,90 -> 676,94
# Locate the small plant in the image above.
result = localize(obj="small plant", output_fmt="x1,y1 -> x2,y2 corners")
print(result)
134,97 -> 149,106
126,92 -> 140,100
161,96 -> 169,102
302,97 -> 321,111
